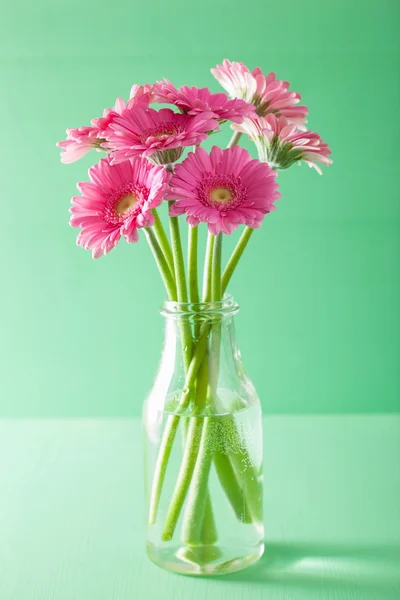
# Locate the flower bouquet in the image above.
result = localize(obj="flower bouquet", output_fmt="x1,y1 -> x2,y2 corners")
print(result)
58,59 -> 331,576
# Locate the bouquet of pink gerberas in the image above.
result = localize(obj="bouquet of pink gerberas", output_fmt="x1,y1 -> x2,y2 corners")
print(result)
58,59 -> 331,576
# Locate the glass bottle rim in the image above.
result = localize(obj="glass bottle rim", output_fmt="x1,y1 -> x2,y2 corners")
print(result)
160,294 -> 239,319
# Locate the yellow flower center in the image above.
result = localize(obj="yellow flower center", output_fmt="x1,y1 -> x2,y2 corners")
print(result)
210,187 -> 233,203
115,194 -> 137,215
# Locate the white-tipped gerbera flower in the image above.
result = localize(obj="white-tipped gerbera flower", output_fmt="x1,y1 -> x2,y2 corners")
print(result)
234,115 -> 332,174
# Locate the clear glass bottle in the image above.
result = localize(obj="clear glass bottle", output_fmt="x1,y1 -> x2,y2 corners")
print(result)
143,295 -> 264,576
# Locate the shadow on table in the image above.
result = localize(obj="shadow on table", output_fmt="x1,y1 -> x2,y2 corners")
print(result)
219,541 -> 400,596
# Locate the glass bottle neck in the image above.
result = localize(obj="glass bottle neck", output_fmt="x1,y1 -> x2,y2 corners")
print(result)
160,295 -> 239,324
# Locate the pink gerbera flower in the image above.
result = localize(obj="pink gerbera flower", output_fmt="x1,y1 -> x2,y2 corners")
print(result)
70,156 -> 171,258
92,85 -> 153,136
57,86 -> 152,164
234,115 -> 332,174
129,83 -> 154,106
152,79 -> 255,123
107,107 -> 218,165
166,146 -> 280,235
211,59 -> 308,127
57,126 -> 105,164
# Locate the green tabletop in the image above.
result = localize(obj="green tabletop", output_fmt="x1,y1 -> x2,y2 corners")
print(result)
1,416 -> 399,600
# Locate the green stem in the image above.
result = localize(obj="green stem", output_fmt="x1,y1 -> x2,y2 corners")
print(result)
202,233 -> 215,302
168,202 -> 189,304
175,331 -> 209,413
209,234 -> 222,397
152,209 -> 175,280
213,451 -> 252,523
181,416 -> 215,543
148,414 -> 180,524
181,236 -> 223,544
222,226 -> 254,293
200,497 -> 218,545
168,201 -> 192,371
181,359 -> 218,547
148,331 -> 209,524
181,363 -> 218,548
211,233 -> 222,302
161,416 -> 205,541
228,447 -> 263,523
181,225 -> 260,535
227,130 -> 242,149
143,227 -> 177,301
161,349 -> 213,542
216,228 -> 258,506
188,225 -> 200,304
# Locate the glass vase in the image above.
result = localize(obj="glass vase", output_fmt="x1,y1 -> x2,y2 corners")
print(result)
143,295 -> 264,576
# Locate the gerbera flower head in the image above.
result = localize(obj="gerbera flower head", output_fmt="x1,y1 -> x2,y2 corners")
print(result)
166,146 -> 280,235
152,79 -> 255,123
70,156 -> 171,258
92,85 -> 153,137
107,107 -> 218,166
211,59 -> 308,127
129,83 -> 154,106
57,86 -> 153,164
234,115 -> 332,174
57,126 -> 105,164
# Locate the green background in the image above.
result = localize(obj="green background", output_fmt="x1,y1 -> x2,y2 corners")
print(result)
1,0 -> 399,417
